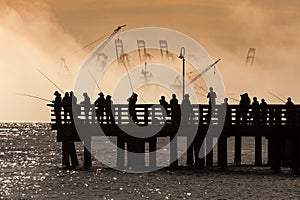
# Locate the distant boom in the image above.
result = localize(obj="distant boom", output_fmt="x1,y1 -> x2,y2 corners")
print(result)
187,59 -> 221,87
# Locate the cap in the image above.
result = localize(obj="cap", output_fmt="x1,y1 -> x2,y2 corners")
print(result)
54,91 -> 61,96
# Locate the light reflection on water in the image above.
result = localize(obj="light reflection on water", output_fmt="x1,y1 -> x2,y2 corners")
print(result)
1,123 -> 300,199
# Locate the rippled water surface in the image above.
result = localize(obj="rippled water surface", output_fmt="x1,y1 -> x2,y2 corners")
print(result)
1,123 -> 300,199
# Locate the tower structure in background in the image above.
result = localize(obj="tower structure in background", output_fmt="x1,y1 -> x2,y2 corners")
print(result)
246,48 -> 256,66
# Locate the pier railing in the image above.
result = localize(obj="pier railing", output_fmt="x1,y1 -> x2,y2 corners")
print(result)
48,104 -> 300,127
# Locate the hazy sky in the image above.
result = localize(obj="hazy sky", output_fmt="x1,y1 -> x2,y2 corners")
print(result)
1,0 -> 300,121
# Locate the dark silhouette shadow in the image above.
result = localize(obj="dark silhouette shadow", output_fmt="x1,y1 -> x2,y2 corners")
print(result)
239,93 -> 251,125
70,91 -> 79,123
105,95 -> 115,124
81,92 -> 92,124
222,98 -> 230,125
62,139 -> 79,170
94,92 -> 106,124
62,92 -> 72,124
251,97 -> 260,125
128,93 -> 138,124
207,87 -> 217,123
260,99 -> 268,125
52,91 -> 62,125
159,96 -> 169,122
181,94 -> 192,124
286,97 -> 295,126
170,94 -> 180,126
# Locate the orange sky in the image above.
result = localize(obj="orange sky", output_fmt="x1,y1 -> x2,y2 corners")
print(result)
1,0 -> 300,121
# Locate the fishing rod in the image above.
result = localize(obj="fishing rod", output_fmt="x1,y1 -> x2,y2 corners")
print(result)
87,70 -> 122,104
16,93 -> 51,102
122,63 -> 147,103
268,92 -> 285,103
37,69 -> 64,93
88,70 -> 102,92
122,64 -> 134,93
228,97 -> 239,102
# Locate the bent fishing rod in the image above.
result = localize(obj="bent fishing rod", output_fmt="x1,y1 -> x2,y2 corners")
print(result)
16,93 -> 51,102
37,69 -> 64,93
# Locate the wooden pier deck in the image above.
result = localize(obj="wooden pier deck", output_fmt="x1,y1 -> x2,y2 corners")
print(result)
48,104 -> 300,172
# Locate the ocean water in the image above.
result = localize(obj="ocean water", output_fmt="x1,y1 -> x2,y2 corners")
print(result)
1,123 -> 300,199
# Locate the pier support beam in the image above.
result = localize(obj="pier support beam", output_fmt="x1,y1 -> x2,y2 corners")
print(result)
270,136 -> 282,173
170,135 -> 178,169
149,138 -> 157,169
234,135 -> 242,165
255,134 -> 262,166
194,132 -> 205,169
291,135 -> 300,174
206,136 -> 214,167
117,137 -> 125,169
218,134 -> 228,168
186,135 -> 194,166
267,137 -> 273,166
83,137 -> 92,169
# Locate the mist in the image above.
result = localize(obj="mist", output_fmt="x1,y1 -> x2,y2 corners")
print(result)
1,0 -> 300,121
213,0 -> 300,104
0,1 -> 84,121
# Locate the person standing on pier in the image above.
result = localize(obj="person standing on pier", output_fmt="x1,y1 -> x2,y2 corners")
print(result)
81,92 -> 92,123
182,94 -> 192,124
129,93 -> 138,124
207,87 -> 217,106
207,87 -> 217,122
239,93 -> 251,125
69,91 -> 78,122
260,99 -> 268,125
53,91 -> 62,125
159,96 -> 169,121
286,97 -> 295,126
222,98 -> 230,125
251,97 -> 260,125
105,95 -> 115,124
62,92 -> 72,124
94,92 -> 106,124
170,94 -> 180,125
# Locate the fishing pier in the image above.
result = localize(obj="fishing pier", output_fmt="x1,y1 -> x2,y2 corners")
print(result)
48,103 -> 300,172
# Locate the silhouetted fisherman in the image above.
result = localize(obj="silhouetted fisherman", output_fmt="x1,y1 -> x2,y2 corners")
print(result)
207,87 -> 217,122
222,98 -> 230,125
286,97 -> 295,126
170,94 -> 180,125
81,92 -> 92,123
69,91 -> 78,122
128,93 -> 138,124
94,92 -> 106,124
239,93 -> 251,125
159,96 -> 169,120
182,94 -> 192,124
260,99 -> 268,125
62,92 -> 72,124
105,95 -> 115,124
251,97 -> 260,125
52,91 -> 62,125
207,87 -> 217,106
